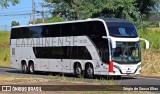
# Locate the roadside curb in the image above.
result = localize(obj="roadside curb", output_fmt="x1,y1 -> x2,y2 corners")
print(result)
0,66 -> 15,69
138,76 -> 160,79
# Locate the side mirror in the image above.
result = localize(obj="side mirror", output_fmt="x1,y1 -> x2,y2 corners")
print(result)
102,36 -> 116,48
139,38 -> 149,49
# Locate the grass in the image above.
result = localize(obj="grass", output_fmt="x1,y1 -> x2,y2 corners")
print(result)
138,29 -> 160,49
48,73 -> 116,85
0,31 -> 10,67
0,75 -> 154,94
138,29 -> 160,77
140,49 -> 160,77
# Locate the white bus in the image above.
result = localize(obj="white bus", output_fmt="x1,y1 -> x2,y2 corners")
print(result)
10,18 -> 149,78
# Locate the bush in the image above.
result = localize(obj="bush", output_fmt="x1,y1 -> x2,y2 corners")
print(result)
138,29 -> 160,49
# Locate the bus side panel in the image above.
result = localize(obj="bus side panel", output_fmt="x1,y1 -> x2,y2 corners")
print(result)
33,59 -> 41,71
10,46 -> 22,69
21,47 -> 31,59
48,59 -> 59,72
48,59 -> 71,73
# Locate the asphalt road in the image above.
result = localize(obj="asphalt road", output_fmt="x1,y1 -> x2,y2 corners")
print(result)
0,67 -> 160,85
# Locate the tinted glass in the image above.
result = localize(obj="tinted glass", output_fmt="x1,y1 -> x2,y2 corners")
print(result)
86,21 -> 109,63
60,24 -> 72,36
107,22 -> 138,38
49,24 -> 60,37
112,42 -> 141,64
11,28 -> 21,39
30,26 -> 42,38
21,27 -> 30,38
72,23 -> 85,36
33,46 -> 92,60
33,47 -> 64,59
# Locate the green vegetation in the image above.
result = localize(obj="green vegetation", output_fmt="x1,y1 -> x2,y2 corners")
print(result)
0,31 -> 10,67
44,0 -> 160,28
141,49 -> 160,77
11,21 -> 20,26
0,0 -> 19,8
141,22 -> 159,28
138,29 -> 160,49
31,17 -> 65,24
138,29 -> 160,77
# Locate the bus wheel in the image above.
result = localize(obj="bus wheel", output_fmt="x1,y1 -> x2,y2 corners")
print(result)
22,63 -> 28,74
29,63 -> 35,74
85,64 -> 94,78
74,63 -> 82,78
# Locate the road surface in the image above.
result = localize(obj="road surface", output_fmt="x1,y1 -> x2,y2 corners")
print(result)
0,67 -> 160,85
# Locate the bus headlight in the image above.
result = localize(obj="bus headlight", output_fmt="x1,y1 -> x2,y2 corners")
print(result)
137,65 -> 141,70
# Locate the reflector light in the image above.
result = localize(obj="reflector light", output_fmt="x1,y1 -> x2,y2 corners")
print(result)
109,61 -> 113,72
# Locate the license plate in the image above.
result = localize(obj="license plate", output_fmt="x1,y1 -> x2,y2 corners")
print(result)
126,70 -> 131,73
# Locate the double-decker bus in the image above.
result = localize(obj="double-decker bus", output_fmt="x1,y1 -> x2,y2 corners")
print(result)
10,18 -> 149,78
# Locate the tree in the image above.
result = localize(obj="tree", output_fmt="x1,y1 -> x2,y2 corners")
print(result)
11,21 -> 20,26
0,0 -> 19,8
135,0 -> 160,18
29,17 -> 65,24
82,0 -> 140,22
45,0 -> 88,20
45,0 -> 160,21
45,17 -> 65,23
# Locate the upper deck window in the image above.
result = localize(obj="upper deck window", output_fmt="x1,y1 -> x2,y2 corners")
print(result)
106,22 -> 138,38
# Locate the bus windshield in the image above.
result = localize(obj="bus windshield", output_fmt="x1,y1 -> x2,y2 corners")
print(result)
111,42 -> 141,63
107,22 -> 138,38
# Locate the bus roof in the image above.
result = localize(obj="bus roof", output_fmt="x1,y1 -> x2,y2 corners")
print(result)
12,18 -> 131,28
101,18 -> 130,23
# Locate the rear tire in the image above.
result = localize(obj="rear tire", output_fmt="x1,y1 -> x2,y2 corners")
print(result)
74,63 -> 83,78
85,64 -> 94,78
29,63 -> 35,74
22,63 -> 28,74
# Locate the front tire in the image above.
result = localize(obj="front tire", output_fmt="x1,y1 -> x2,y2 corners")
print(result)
85,64 -> 94,78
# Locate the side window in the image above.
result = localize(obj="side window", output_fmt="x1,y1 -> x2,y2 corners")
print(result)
78,46 -> 92,60
51,47 -> 63,59
21,27 -> 30,38
86,22 -> 96,38
63,47 -> 70,59
60,24 -> 72,36
70,46 -> 92,60
30,26 -> 42,38
87,21 -> 106,38
49,24 -> 60,37
11,28 -> 21,39
41,26 -> 49,37
70,47 -> 78,59
72,23 -> 85,36
33,47 -> 43,58
33,47 -> 64,59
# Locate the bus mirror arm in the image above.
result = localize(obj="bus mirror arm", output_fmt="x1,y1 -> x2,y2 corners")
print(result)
102,36 -> 116,48
139,38 -> 149,49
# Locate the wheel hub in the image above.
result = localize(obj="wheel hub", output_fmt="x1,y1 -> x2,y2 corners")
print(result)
76,67 -> 81,74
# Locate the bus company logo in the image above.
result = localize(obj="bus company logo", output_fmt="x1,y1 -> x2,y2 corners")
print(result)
15,37 -> 83,47
2,86 -> 11,91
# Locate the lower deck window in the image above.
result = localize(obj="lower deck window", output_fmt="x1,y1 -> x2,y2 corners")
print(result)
33,46 -> 92,60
